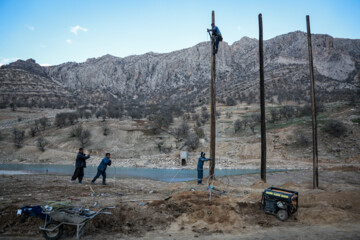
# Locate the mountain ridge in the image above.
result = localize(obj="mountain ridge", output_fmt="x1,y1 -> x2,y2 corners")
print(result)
1,31 -> 359,109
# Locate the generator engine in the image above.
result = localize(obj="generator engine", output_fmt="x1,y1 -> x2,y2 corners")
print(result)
261,186 -> 298,221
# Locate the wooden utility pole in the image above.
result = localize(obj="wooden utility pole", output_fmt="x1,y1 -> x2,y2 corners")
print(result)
306,15 -> 319,189
209,10 -> 216,177
259,13 -> 266,182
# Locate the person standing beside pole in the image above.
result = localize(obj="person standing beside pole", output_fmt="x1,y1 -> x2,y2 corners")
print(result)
197,152 -> 211,185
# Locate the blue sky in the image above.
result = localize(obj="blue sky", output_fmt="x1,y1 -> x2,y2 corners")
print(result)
0,0 -> 359,66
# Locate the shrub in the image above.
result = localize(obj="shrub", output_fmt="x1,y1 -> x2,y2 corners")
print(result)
296,134 -> 310,147
323,120 -> 347,137
279,106 -> 295,121
29,125 -> 39,137
270,109 -> 279,123
234,119 -> 243,133
225,97 -> 236,106
225,112 -> 232,119
216,111 -> 221,119
54,112 -> 79,128
184,134 -> 199,150
79,129 -> 91,147
157,142 -> 172,153
37,136 -> 48,152
299,104 -> 312,117
39,117 -> 49,131
194,126 -> 205,138
201,110 -> 209,124
103,125 -> 110,136
174,122 -> 190,139
70,124 -> 83,138
182,114 -> 191,121
192,114 -> 199,121
150,114 -> 172,134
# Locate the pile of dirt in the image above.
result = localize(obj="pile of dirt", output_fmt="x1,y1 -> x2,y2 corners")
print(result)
298,191 -> 360,225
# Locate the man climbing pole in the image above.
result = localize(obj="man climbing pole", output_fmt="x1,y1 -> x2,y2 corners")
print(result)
207,23 -> 222,54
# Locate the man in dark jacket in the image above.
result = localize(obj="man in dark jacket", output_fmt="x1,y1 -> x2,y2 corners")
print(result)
91,153 -> 112,185
70,148 -> 90,184
197,152 -> 210,185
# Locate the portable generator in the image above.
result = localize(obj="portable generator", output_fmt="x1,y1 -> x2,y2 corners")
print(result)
261,186 -> 298,221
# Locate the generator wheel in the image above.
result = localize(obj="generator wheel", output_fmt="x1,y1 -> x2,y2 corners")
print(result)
42,221 -> 63,240
277,210 -> 288,221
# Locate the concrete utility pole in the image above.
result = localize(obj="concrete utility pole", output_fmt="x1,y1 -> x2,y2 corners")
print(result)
209,10 -> 216,177
259,13 -> 267,182
306,15 -> 319,189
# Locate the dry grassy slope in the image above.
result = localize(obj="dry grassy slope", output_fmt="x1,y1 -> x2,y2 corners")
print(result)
0,102 -> 359,168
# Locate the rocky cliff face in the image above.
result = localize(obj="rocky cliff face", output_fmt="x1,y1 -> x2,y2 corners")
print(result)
0,59 -> 75,108
1,31 -> 359,108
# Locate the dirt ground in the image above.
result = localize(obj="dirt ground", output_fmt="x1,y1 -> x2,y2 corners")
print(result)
0,166 -> 360,239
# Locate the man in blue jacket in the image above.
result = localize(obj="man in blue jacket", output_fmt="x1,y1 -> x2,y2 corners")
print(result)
91,153 -> 112,185
197,152 -> 211,185
208,23 -> 223,54
70,148 -> 90,184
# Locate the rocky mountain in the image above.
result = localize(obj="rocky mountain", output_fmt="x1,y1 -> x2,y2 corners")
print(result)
1,31 -> 359,109
0,59 -> 75,108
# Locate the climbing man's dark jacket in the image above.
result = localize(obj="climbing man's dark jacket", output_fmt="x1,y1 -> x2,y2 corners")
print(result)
75,152 -> 90,168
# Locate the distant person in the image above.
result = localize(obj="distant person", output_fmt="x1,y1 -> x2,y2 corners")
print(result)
70,148 -> 90,184
91,153 -> 112,185
207,23 -> 222,54
197,152 -> 211,185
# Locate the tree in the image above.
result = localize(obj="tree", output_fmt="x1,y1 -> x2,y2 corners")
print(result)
37,136 -> 48,152
12,128 -> 25,148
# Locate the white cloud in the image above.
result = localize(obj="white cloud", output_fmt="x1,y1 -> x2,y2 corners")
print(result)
27,25 -> 35,31
236,26 -> 241,31
66,39 -> 72,44
0,58 -> 18,67
40,63 -> 51,67
70,25 -> 88,35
